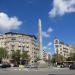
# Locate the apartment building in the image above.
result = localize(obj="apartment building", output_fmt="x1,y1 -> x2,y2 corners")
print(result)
0,32 -> 37,64
54,38 -> 71,59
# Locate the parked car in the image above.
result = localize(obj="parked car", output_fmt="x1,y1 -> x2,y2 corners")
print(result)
6,64 -> 11,67
0,63 -> 11,68
69,63 -> 75,70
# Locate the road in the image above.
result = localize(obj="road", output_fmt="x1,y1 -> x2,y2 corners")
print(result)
0,67 -> 75,75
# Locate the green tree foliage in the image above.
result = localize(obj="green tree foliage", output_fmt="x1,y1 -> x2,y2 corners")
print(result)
51,54 -> 64,63
11,50 -> 21,64
69,52 -> 75,61
11,50 -> 30,64
51,54 -> 56,63
21,51 -> 30,61
0,47 -> 8,59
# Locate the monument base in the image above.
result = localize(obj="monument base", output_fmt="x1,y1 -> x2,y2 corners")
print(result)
37,60 -> 48,68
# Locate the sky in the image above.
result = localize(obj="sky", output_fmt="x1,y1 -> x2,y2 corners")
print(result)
0,0 -> 75,54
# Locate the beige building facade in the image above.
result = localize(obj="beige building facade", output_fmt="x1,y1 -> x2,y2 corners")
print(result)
0,32 -> 37,64
54,38 -> 72,59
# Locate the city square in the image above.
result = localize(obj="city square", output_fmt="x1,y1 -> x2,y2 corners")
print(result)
0,0 -> 75,75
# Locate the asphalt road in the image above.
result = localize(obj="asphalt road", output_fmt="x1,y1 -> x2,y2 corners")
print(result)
0,67 -> 75,75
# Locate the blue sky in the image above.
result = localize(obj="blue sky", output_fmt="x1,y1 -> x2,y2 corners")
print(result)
0,0 -> 75,54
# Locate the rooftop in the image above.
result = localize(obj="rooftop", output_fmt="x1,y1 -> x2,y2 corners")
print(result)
5,32 -> 37,39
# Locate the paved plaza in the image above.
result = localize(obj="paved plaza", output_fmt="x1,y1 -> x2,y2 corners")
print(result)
0,67 -> 75,75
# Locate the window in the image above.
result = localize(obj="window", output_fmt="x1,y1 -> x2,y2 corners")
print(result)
11,38 -> 16,40
32,61 -> 33,63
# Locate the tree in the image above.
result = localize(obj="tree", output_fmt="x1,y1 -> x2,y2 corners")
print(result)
66,57 -> 72,61
11,50 -> 30,64
51,54 -> 64,64
0,47 -> 8,60
21,51 -> 29,60
51,54 -> 56,63
57,54 -> 64,62
11,50 -> 21,64
21,51 -> 30,64
69,52 -> 75,61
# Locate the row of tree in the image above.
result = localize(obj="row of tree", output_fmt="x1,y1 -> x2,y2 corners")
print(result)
0,47 -> 30,64
11,50 -> 30,64
51,54 -> 64,63
51,52 -> 75,64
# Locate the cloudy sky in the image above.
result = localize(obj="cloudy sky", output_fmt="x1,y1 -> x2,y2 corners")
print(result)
0,0 -> 75,54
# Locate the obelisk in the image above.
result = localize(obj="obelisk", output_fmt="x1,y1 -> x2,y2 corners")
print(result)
38,18 -> 47,68
38,18 -> 43,60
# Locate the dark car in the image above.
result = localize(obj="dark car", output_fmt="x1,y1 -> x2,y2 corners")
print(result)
69,63 -> 75,70
6,64 -> 11,67
0,63 -> 11,68
1,64 -> 7,68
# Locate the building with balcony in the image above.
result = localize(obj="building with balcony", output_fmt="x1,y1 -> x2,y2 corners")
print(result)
0,32 -> 37,64
54,38 -> 72,59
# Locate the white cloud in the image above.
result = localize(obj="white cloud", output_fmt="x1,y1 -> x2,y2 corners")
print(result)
42,32 -> 50,37
49,0 -> 75,17
0,12 -> 23,33
42,27 -> 53,38
47,27 -> 53,33
48,42 -> 52,46
43,42 -> 52,50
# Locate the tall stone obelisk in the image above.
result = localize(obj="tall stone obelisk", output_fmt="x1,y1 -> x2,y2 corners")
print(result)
38,19 -> 47,68
38,18 -> 43,60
